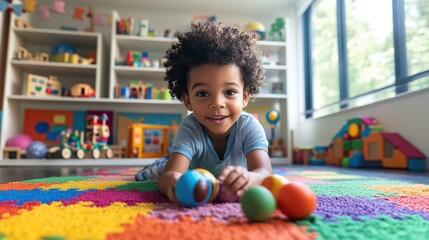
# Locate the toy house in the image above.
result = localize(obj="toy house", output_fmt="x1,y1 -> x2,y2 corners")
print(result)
126,123 -> 171,158
323,117 -> 426,171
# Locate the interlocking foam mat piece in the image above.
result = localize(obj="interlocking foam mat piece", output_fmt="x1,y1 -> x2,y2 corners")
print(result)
1,166 -> 429,240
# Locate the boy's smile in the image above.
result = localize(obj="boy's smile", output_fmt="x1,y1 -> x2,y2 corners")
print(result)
183,64 -> 250,140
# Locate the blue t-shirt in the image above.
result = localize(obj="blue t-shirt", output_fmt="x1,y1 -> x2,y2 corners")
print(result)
169,112 -> 268,177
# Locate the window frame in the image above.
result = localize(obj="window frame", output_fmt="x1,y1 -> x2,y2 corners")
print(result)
303,0 -> 429,119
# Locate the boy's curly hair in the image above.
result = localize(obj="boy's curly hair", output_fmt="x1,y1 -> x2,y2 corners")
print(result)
164,21 -> 265,101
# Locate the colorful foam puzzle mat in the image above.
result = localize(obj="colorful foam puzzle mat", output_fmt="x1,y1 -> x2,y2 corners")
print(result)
0,166 -> 428,239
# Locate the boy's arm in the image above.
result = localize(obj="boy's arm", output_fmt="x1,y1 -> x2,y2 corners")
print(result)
246,149 -> 272,184
218,149 -> 272,197
159,153 -> 190,202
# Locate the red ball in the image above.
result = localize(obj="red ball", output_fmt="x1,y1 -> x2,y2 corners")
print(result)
277,182 -> 316,220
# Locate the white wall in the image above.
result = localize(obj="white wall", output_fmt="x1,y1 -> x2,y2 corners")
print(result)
289,1 -> 429,169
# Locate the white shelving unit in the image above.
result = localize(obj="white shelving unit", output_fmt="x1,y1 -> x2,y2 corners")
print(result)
0,12 -> 105,163
0,2 -> 291,166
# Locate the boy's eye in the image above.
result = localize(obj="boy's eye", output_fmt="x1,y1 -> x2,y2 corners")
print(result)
226,90 -> 238,96
196,91 -> 208,97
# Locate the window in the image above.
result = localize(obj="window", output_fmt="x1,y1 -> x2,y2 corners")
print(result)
311,0 -> 339,111
303,0 -> 429,118
405,0 -> 429,90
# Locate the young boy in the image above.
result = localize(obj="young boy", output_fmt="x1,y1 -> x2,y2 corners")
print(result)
135,21 -> 272,202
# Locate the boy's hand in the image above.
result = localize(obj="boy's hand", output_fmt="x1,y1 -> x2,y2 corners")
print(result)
165,172 -> 182,202
218,166 -> 250,198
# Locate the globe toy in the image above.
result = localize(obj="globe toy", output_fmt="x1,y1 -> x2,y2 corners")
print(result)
277,182 -> 316,220
194,168 -> 219,202
244,21 -> 266,40
241,185 -> 276,222
266,110 -> 280,125
26,141 -> 48,159
175,170 -> 213,207
261,174 -> 289,198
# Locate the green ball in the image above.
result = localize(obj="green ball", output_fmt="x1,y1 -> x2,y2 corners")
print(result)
241,185 -> 276,222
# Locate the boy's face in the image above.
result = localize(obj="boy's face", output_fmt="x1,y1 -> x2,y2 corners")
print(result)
183,64 -> 250,139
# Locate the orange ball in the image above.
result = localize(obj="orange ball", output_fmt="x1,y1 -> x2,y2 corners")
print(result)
194,168 -> 219,202
277,182 -> 316,220
260,174 -> 289,197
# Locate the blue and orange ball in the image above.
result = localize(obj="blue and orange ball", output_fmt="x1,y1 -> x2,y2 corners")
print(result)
175,170 -> 214,207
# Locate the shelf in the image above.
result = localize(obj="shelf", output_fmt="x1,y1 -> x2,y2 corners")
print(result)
115,35 -> 175,51
0,157 -> 289,167
8,95 -> 182,105
258,40 -> 287,47
115,66 -> 166,78
11,60 -> 97,76
13,28 -> 100,48
264,65 -> 287,71
0,159 -> 157,167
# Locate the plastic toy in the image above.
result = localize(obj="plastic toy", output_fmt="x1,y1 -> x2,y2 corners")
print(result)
6,134 -> 33,150
138,19 -> 149,37
175,170 -> 213,207
48,114 -> 113,159
261,174 -> 289,197
16,47 -> 49,62
15,18 -> 32,28
322,116 -> 426,171
3,134 -> 33,159
276,182 -> 316,220
126,123 -> 171,158
244,21 -> 266,40
265,109 -> 286,157
26,74 -> 61,97
194,168 -> 219,202
241,185 -> 276,222
26,141 -> 48,158
266,110 -> 280,140
70,84 -> 95,98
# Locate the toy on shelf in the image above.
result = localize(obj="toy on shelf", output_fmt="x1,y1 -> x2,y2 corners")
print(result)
16,47 -> 49,62
295,116 -> 427,171
48,114 -> 113,159
26,141 -> 48,159
138,19 -> 149,37
115,81 -> 172,100
69,84 -> 96,98
265,110 -> 286,157
191,15 -> 217,24
50,44 -> 95,65
15,18 -> 32,28
120,50 -> 160,68
26,74 -> 61,97
116,17 -> 134,35
244,21 -> 266,40
126,123 -> 172,158
268,17 -> 285,42
3,134 -> 33,159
